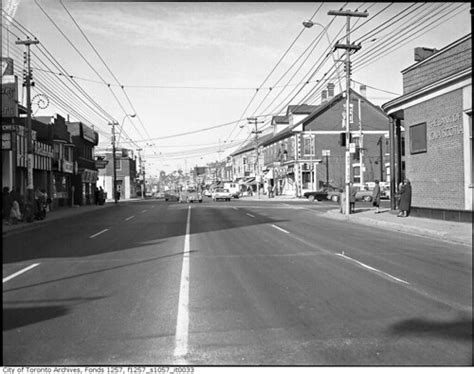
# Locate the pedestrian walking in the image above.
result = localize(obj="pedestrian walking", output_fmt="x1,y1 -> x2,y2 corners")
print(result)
9,199 -> 22,224
398,178 -> 412,217
10,187 -> 24,216
372,180 -> 381,214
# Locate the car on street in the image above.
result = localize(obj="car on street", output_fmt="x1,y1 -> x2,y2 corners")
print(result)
212,188 -> 232,201
180,189 -> 202,203
355,183 -> 374,202
154,192 -> 165,199
304,186 -> 343,202
164,191 -> 180,201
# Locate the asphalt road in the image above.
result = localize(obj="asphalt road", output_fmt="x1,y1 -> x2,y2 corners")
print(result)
3,198 -> 472,365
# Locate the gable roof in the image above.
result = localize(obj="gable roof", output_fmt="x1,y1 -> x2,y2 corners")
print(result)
261,88 -> 388,147
286,104 -> 319,116
230,132 -> 274,157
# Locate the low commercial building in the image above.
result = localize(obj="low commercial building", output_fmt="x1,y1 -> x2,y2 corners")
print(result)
383,34 -> 472,221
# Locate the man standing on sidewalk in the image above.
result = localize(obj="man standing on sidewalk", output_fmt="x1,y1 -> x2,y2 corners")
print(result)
373,180 -> 381,214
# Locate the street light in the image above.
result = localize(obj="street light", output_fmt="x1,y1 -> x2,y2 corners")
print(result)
302,20 -> 343,92
110,113 -> 136,204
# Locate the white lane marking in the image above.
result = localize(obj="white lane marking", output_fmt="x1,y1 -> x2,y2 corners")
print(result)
3,263 -> 40,284
246,213 -> 255,218
89,229 -> 109,239
271,224 -> 290,234
125,215 -> 135,221
233,207 -> 238,211
142,210 -> 147,213
174,205 -> 191,359
335,252 -> 410,285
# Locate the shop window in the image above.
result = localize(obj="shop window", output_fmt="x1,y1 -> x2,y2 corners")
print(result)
468,112 -> 472,185
115,159 -> 121,170
353,165 -> 361,184
409,122 -> 427,154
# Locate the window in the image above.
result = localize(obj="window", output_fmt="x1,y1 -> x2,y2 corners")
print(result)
303,136 -> 315,156
353,165 -> 361,184
115,159 -> 121,170
409,122 -> 427,154
468,112 -> 472,185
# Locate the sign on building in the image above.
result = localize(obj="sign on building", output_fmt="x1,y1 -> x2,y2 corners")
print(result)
1,57 -> 18,118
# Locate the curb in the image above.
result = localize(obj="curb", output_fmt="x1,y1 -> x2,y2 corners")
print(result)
323,209 -> 459,243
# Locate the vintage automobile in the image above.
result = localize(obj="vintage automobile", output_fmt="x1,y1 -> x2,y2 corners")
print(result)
180,189 -> 202,203
212,188 -> 233,201
303,186 -> 343,202
164,191 -> 180,201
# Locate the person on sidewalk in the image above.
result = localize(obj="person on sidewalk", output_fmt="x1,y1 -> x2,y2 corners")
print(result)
398,178 -> 412,217
9,199 -> 22,224
349,182 -> 356,213
372,180 -> 381,214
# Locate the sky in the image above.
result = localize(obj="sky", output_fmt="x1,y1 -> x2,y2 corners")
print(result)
2,1 -> 471,177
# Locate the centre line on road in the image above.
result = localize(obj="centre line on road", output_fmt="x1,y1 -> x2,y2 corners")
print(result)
142,209 -> 147,213
271,224 -> 290,234
125,215 -> 135,221
335,253 -> 410,285
90,229 -> 109,239
3,263 -> 39,284
246,213 -> 255,218
174,205 -> 191,359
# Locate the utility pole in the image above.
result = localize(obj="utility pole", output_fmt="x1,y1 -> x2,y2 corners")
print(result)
137,148 -> 144,199
358,97 -> 364,187
328,8 -> 368,215
109,121 -> 118,203
247,117 -> 264,198
15,37 -> 39,221
377,136 -> 384,181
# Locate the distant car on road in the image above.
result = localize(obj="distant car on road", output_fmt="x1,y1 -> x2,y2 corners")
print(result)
164,192 -> 179,201
180,189 -> 202,203
212,188 -> 232,201
304,186 -> 343,202
154,192 -> 165,199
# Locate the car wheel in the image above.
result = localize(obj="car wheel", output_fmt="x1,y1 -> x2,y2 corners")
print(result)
308,195 -> 315,202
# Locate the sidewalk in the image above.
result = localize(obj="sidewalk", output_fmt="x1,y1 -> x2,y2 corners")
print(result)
323,207 -> 472,247
2,198 -> 145,236
240,194 -> 472,246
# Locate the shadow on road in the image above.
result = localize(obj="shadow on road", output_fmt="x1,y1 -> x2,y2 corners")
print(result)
389,315 -> 473,341
3,202 -> 287,264
3,251 -> 194,294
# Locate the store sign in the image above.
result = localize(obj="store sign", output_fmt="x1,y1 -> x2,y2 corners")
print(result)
34,143 -> 54,158
82,124 -> 98,144
63,160 -> 74,174
2,132 -> 12,150
427,112 -> 463,142
1,57 -> 18,118
81,169 -> 98,183
95,159 -> 108,169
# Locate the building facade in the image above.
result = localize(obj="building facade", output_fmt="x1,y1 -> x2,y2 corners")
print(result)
97,148 -> 138,200
262,87 -> 389,197
67,121 -> 99,205
383,34 -> 472,221
33,115 -> 76,208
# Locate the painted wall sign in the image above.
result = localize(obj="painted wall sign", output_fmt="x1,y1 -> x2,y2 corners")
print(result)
428,112 -> 463,141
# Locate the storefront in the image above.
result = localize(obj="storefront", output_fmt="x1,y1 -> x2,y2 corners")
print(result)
383,34 -> 472,221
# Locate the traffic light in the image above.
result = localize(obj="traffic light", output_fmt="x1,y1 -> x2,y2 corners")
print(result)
339,132 -> 352,147
343,61 -> 352,75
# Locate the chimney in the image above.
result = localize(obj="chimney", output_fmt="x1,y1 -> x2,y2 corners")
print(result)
360,84 -> 367,98
414,47 -> 437,62
327,83 -> 335,99
321,90 -> 328,103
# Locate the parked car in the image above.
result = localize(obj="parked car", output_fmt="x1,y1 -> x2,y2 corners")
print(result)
212,188 -> 232,201
203,190 -> 212,197
355,184 -> 374,202
304,186 -> 343,202
164,192 -> 180,201
154,192 -> 165,199
380,182 -> 391,199
231,191 -> 241,199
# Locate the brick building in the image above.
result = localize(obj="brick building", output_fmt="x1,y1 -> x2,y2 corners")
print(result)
383,34 -> 472,221
262,86 -> 389,197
